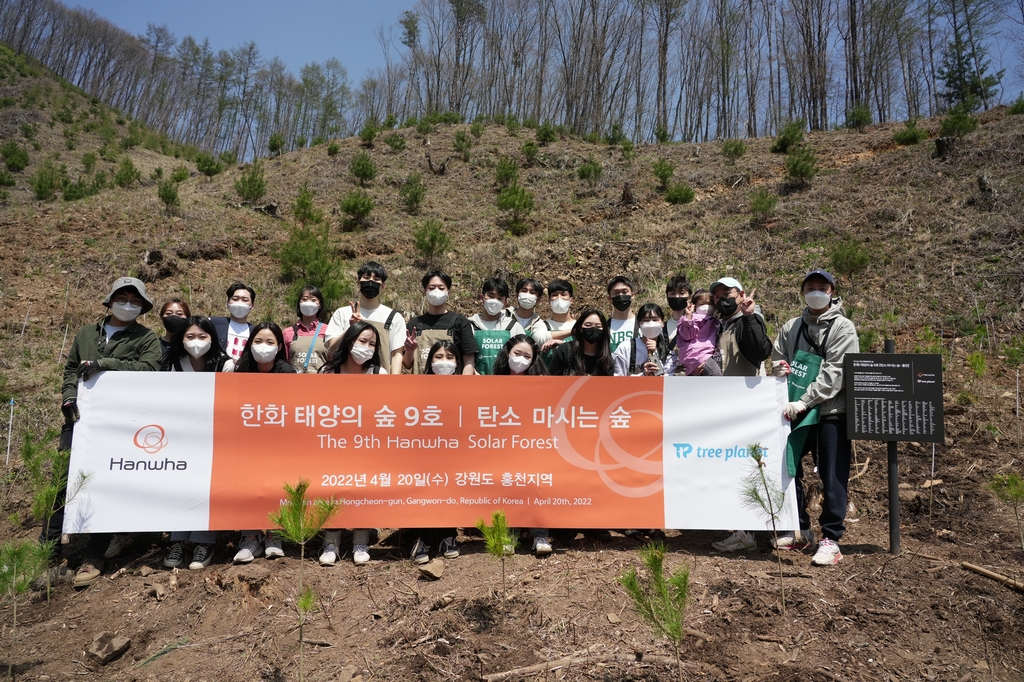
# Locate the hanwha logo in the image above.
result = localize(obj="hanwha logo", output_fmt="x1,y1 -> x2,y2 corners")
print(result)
133,425 -> 168,454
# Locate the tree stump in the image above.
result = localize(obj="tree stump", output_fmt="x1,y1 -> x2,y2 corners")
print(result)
934,136 -> 956,160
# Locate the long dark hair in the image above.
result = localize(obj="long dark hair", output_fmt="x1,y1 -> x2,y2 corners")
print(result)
424,339 -> 464,375
160,316 -> 229,372
294,285 -> 327,322
235,322 -> 286,373
320,321 -> 382,373
493,334 -> 549,376
567,308 -> 613,376
634,302 -> 670,366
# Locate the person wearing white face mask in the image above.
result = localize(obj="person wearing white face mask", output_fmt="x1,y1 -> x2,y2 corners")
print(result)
402,270 -> 478,375
538,279 -> 577,366
283,285 -> 329,373
57,277 -> 162,588
317,321 -> 386,566
676,290 -> 722,376
510,278 -> 553,345
232,322 -> 296,565
158,315 -> 233,571
210,282 -> 256,362
771,269 -> 859,567
469,277 -> 526,375
612,303 -> 678,376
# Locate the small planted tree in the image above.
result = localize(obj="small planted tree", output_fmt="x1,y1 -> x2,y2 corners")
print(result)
721,139 -> 747,164
830,238 -> 870,284
280,187 -> 347,309
741,443 -> 786,615
653,158 -> 674,191
770,119 -> 805,153
939,103 -> 978,139
892,118 -> 929,145
170,165 -> 190,183
577,156 -> 603,187
845,105 -> 872,132
665,183 -> 695,204
268,132 -> 285,156
521,141 -> 539,166
383,133 -> 406,151
195,151 -> 223,178
1,539 -> 50,677
399,172 -> 426,214
359,122 -> 378,147
158,179 -> 180,215
475,510 -> 516,610
234,159 -> 267,204
340,189 -> 373,230
535,122 -> 556,145
30,162 -> 66,201
1,142 -> 29,172
350,151 -> 377,186
412,219 -> 451,266
268,480 -> 340,682
618,542 -> 690,682
113,157 -> 141,188
327,141 -> 340,156
453,129 -> 473,162
989,473 -> 1024,552
784,145 -> 818,186
470,120 -> 485,139
497,183 -> 535,235
494,156 -> 519,188
750,187 -> 778,225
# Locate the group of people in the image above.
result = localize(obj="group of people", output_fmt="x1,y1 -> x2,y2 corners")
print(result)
52,262 -> 858,588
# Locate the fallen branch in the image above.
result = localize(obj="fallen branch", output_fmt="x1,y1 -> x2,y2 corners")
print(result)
849,456 -> 871,481
482,653 -> 700,681
961,562 -> 1024,593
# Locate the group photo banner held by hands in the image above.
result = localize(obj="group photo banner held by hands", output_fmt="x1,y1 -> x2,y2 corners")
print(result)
64,373 -> 797,534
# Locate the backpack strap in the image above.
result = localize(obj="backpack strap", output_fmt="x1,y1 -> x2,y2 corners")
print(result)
384,309 -> 398,330
504,317 -> 518,332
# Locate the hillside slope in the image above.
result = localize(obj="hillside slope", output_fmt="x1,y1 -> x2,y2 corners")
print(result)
1,45 -> 1023,682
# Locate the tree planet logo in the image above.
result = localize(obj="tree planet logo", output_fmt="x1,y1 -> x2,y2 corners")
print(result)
133,424 -> 168,454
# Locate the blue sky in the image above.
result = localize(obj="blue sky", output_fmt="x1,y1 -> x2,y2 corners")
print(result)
71,0 -> 415,83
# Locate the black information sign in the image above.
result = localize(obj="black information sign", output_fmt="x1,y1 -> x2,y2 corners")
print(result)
844,353 -> 944,443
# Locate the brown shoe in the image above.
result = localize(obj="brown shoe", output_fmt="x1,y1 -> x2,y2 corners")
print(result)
73,560 -> 102,588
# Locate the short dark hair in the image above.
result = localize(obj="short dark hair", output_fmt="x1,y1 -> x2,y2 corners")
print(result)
357,261 -> 388,283
515,278 -> 544,297
424,339 -> 464,374
294,285 -> 327,322
422,270 -> 452,289
606,275 -> 634,295
226,282 -> 256,303
548,279 -> 574,297
666,274 -> 691,296
482,277 -> 510,298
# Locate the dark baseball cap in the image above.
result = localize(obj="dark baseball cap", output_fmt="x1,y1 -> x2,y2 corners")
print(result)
802,269 -> 836,288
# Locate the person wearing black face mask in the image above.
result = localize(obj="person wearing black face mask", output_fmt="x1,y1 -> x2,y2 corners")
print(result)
158,298 -> 191,361
549,309 -> 614,376
664,274 -> 692,369
325,261 -> 407,374
708,277 -> 772,377
606,275 -> 636,353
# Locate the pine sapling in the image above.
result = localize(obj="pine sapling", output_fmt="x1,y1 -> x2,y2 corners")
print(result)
475,510 -> 516,611
618,542 -> 690,682
989,473 -> 1024,552
741,443 -> 786,615
1,539 -> 50,679
267,480 -> 340,682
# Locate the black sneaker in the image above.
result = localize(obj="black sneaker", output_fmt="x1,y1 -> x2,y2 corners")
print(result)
439,536 -> 460,559
163,542 -> 185,569
189,544 -> 214,570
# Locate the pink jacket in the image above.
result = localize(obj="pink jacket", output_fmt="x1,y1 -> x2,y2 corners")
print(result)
676,308 -> 718,375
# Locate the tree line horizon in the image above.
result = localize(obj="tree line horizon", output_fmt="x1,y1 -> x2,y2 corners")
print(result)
0,0 -> 1017,162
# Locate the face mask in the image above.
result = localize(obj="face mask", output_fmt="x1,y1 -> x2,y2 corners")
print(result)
483,298 -> 505,316
162,315 -> 189,335
359,280 -> 381,299
611,294 -> 632,312
228,302 -> 251,319
508,355 -> 532,374
250,343 -> 278,363
550,298 -> 571,315
184,339 -> 212,358
299,301 -> 320,317
111,302 -> 141,322
426,289 -> 449,307
696,304 -> 711,314
716,297 -> 738,318
804,290 -> 832,310
350,343 -> 376,364
432,360 -> 457,375
639,321 -> 663,339
667,297 -> 689,312
580,327 -> 604,344
518,293 -> 538,310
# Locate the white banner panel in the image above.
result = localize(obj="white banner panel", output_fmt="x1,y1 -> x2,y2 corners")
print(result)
64,372 -> 216,534
662,377 -> 798,531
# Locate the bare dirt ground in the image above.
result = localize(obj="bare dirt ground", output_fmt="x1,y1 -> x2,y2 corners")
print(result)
2,54 -> 1024,681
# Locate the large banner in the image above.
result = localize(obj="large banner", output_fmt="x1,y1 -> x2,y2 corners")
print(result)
64,373 -> 797,533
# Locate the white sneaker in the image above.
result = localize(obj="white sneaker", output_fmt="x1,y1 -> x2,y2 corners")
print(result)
532,537 -> 553,556
772,529 -> 815,551
319,543 -> 338,566
353,544 -> 370,565
811,538 -> 843,566
163,542 -> 185,569
233,535 -> 264,564
104,534 -> 133,559
711,530 -> 756,552
264,536 -> 284,559
189,544 -> 214,570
